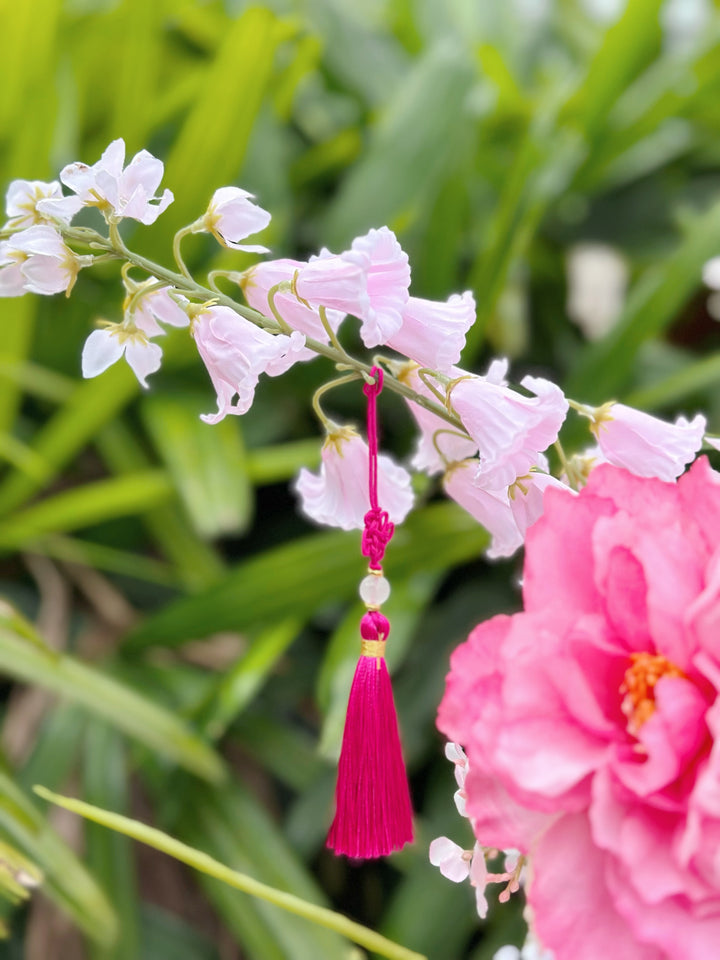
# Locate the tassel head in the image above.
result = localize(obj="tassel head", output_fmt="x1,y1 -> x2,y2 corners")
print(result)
326,611 -> 414,859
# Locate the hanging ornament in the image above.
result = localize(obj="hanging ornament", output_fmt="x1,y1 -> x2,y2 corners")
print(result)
327,366 -> 414,859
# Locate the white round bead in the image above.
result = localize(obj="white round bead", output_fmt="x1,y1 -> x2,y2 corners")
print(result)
359,574 -> 390,607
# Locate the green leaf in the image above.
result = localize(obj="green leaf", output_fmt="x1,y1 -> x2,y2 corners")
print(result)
83,726 -> 140,960
322,41 -> 476,247
95,420 -> 226,592
198,618 -> 302,741
153,7 -> 289,250
0,300 -> 37,437
562,0 -> 664,140
245,439 -> 321,485
0,365 -> 139,518
35,787 -> 426,960
141,392 -> 253,539
0,626 -> 224,783
624,351 -> 720,411
565,196 -> 720,403
0,471 -> 173,553
0,773 -> 116,946
126,502 -> 489,650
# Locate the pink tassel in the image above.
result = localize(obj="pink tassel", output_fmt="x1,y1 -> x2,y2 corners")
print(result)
326,610 -> 414,858
326,366 -> 414,859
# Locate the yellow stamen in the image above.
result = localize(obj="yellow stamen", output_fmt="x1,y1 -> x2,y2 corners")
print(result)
620,652 -> 685,734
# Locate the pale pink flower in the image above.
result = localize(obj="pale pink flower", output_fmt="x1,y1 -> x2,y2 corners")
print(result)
131,283 -> 189,333
470,846 -> 490,919
451,372 -> 568,489
240,258 -> 344,345
82,323 -> 162,388
350,227 -> 410,348
508,471 -> 574,540
429,840 -> 490,918
294,249 -> 369,318
294,428 -> 414,531
702,256 -> 720,289
429,837 -> 474,883
386,291 -> 475,371
591,402 -> 705,481
443,460 -> 523,559
197,186 -> 271,251
438,458 -> 720,960
494,935 -> 554,960
402,364 -> 478,475
0,225 -> 87,297
56,138 -> 173,224
445,741 -> 469,816
193,305 -> 306,424
5,179 -> 81,230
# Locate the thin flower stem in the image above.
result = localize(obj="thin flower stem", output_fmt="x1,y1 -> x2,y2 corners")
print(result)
311,373 -> 362,430
432,428 -> 474,466
172,225 -> 194,280
56,225 -> 465,430
207,270 -> 239,296
418,368 -> 447,404
318,305 -> 347,359
266,283 -> 294,335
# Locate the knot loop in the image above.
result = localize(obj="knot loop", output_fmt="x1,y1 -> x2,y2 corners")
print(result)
360,610 -> 390,641
362,507 -> 394,570
363,366 -> 383,399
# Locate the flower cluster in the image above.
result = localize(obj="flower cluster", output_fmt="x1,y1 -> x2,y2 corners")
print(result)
429,743 -> 524,920
2,137 -> 712,552
439,459 -> 720,959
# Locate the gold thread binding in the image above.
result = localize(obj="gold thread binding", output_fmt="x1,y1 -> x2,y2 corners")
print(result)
360,639 -> 386,659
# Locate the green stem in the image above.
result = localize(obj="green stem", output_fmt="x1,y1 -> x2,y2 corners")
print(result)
311,373 -> 362,430
418,367 -> 448,404
56,226 -> 464,430
172,225 -> 196,280
266,283 -> 294,335
431,428 -> 474,466
318,305 -> 347,359
34,787 -> 427,960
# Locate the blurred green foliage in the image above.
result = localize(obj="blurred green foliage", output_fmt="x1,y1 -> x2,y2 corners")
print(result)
1,0 -> 720,957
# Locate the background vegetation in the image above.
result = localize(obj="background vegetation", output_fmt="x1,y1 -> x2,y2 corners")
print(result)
1,0 -> 720,957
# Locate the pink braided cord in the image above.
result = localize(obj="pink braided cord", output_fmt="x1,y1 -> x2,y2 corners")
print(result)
361,367 -> 394,570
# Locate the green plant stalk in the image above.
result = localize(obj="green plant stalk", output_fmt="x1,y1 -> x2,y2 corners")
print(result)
60,226 -> 464,431
34,787 -> 427,960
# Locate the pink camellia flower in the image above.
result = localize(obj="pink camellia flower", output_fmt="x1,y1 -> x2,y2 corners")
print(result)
350,226 -> 410,348
5,179 -> 81,230
438,458 -> 720,960
52,138 -> 173,224
193,305 -> 306,424
0,225 -> 88,297
196,186 -> 271,251
589,401 -> 705,482
443,459 -> 523,559
386,291 -> 476,371
294,427 -> 413,531
451,372 -> 568,489
240,258 -> 344,345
